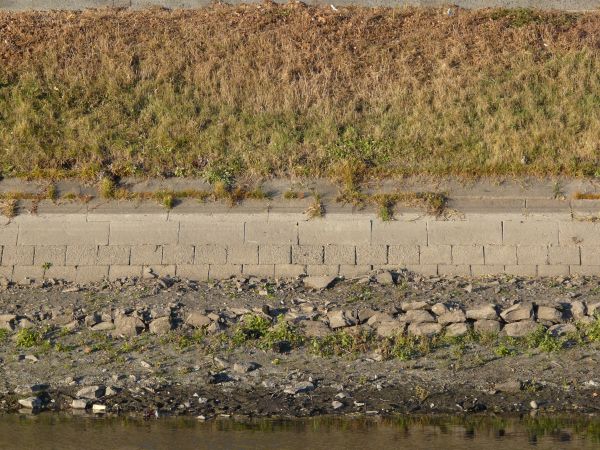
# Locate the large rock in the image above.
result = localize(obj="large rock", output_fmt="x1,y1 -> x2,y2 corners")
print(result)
548,323 -> 577,337
376,321 -> 405,338
301,320 -> 330,338
113,316 -> 145,338
0,314 -> 16,331
500,303 -> 533,322
367,312 -> 395,326
569,301 -> 587,320
303,276 -> 336,290
474,319 -> 502,334
149,317 -> 172,335
185,311 -> 212,328
536,306 -> 562,323
400,301 -> 429,311
437,310 -> 466,325
284,381 -> 315,395
431,303 -> 449,316
466,304 -> 498,320
375,271 -> 394,286
408,322 -> 442,337
18,397 -> 42,409
76,385 -> 106,400
502,320 -> 538,337
445,322 -> 469,338
404,310 -> 435,324
327,310 -> 354,329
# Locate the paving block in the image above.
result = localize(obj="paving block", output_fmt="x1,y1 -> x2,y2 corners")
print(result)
66,246 -> 97,266
570,265 -> 600,276
275,264 -> 306,278
245,221 -> 297,244
324,245 -> 355,265
162,245 -> 194,265
503,221 -> 558,245
471,265 -> 505,277
0,223 -> 18,245
130,245 -> 163,265
34,246 -> 66,266
97,246 -> 130,265
537,265 -> 570,277
228,245 -> 258,264
179,220 -> 244,245
194,245 -> 227,265
208,264 -> 241,280
1,245 -> 34,266
242,264 -> 275,278
484,245 -> 517,265
298,219 -> 370,245
13,266 -> 44,282
371,221 -> 427,245
291,245 -> 323,265
516,245 -> 548,265
428,221 -> 502,245
44,266 -> 77,281
176,264 -> 209,281
109,265 -> 142,281
548,246 -> 580,265
405,265 -> 438,276
452,245 -> 484,265
356,245 -> 387,265
505,265 -> 537,277
419,245 -> 451,264
559,222 -> 600,246
438,265 -> 471,277
110,222 -> 179,245
388,245 -> 420,265
306,265 -> 339,276
339,264 -> 372,278
19,222 -> 108,246
580,247 -> 600,265
76,266 -> 109,283
259,245 -> 291,264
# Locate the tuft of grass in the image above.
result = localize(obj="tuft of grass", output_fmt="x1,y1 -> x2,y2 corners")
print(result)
306,192 -> 325,219
1,199 -> 17,218
574,192 -> 600,200
45,184 -> 58,202
15,328 -> 46,348
99,178 -> 117,200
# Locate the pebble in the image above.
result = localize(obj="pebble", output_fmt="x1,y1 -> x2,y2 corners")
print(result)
332,401 -> 344,410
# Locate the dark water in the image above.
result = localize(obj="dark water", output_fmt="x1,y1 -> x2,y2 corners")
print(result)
0,414 -> 599,450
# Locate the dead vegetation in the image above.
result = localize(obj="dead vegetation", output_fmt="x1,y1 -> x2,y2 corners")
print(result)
0,5 -> 599,183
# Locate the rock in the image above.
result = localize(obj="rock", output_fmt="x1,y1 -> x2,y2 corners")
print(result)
408,322 -> 442,337
0,314 -> 16,331
185,311 -> 212,328
466,304 -> 498,320
367,312 -> 395,326
149,317 -> 172,335
303,276 -> 336,290
92,404 -> 107,413
495,380 -> 522,393
445,322 -> 469,337
357,308 -> 377,323
71,399 -> 89,409
76,385 -> 106,400
536,306 -> 562,323
327,310 -> 353,329
437,310 -> 466,325
375,271 -> 394,286
588,302 -> 600,317
502,320 -> 538,337
18,318 -> 35,329
233,362 -> 260,373
91,321 -> 115,331
332,400 -> 344,410
548,323 -> 577,337
105,386 -> 120,396
474,320 -> 502,334
376,321 -> 405,338
301,320 -> 330,338
401,301 -> 429,311
404,310 -> 435,323
16,384 -> 49,395
114,315 -> 145,337
207,321 -> 225,333
569,301 -> 587,320
284,381 -> 315,395
530,400 -> 538,410
500,303 -> 533,322
431,303 -> 449,316
18,397 -> 42,409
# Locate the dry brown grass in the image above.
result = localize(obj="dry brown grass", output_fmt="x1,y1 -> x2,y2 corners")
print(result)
0,5 -> 599,182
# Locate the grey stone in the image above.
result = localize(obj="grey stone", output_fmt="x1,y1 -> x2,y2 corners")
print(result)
367,312 -> 394,326
233,362 -> 260,373
500,303 -> 533,322
466,304 -> 498,320
301,320 -> 330,338
474,319 -> 502,334
76,385 -> 106,400
445,322 -> 469,338
185,311 -> 212,328
536,306 -> 562,323
401,301 -> 429,311
91,321 -> 115,331
437,310 -> 466,325
502,320 -> 538,337
18,397 -> 42,409
408,322 -> 442,337
332,400 -> 344,410
303,276 -> 336,290
548,323 -> 577,337
327,310 -> 352,329
495,380 -> 522,393
376,321 -> 405,338
569,301 -> 587,320
404,310 -> 435,324
0,314 -> 16,331
431,303 -> 449,316
375,271 -> 394,286
284,381 -> 315,395
114,315 -> 145,337
149,316 -> 172,335
71,399 -> 89,409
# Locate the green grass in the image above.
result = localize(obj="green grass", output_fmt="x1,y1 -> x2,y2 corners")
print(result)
0,7 -> 599,182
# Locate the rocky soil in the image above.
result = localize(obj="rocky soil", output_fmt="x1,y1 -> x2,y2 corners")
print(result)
0,270 -> 599,419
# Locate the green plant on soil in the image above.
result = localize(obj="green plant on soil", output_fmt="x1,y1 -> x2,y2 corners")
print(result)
15,327 -> 48,348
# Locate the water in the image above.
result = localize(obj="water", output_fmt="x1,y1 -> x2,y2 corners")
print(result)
0,414 -> 598,450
